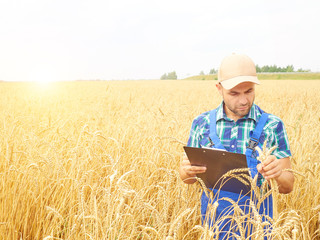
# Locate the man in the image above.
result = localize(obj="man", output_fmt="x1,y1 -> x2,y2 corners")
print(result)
179,53 -> 294,238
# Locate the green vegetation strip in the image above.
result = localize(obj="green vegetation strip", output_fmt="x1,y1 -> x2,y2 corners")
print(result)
184,73 -> 320,81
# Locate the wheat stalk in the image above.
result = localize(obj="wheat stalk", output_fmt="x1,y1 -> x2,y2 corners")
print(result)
255,143 -> 278,219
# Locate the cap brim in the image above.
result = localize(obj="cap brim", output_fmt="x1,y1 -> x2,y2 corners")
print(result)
220,76 -> 260,90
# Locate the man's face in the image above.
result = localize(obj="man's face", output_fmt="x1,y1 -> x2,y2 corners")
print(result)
216,82 -> 256,120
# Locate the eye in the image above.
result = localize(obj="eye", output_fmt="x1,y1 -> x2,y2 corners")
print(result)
246,88 -> 254,93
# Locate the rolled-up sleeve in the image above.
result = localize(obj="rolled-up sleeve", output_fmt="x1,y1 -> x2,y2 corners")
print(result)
272,120 -> 292,159
187,118 -> 201,148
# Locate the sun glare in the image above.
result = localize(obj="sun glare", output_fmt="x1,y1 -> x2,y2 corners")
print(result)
30,70 -> 59,92
33,78 -> 56,92
29,67 -> 61,91
34,74 -> 57,84
30,64 -> 61,84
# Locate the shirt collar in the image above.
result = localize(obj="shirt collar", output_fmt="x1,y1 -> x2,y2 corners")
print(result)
216,101 -> 258,122
216,102 -> 225,121
247,104 -> 258,121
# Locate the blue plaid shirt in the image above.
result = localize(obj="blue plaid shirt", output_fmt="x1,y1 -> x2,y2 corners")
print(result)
187,102 -> 291,159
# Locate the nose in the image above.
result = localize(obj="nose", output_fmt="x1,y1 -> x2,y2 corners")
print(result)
239,95 -> 248,105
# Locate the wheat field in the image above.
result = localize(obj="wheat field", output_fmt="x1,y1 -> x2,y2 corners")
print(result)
0,80 -> 319,239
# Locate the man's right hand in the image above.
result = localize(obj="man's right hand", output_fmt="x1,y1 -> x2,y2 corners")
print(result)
179,154 -> 207,184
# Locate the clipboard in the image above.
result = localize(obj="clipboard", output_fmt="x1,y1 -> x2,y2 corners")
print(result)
183,146 -> 251,195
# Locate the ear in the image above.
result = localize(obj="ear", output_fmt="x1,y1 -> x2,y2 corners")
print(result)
216,83 -> 223,96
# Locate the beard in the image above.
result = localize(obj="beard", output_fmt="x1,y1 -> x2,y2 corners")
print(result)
228,104 -> 251,117
223,99 -> 254,118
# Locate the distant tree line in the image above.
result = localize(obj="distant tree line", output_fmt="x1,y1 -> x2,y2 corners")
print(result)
161,64 -> 311,80
199,68 -> 217,75
205,65 -> 310,75
160,71 -> 177,80
255,65 -> 310,73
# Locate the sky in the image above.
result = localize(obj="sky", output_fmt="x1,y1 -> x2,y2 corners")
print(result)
0,0 -> 320,81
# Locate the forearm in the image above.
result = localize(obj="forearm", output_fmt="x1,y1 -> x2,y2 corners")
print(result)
274,170 -> 294,194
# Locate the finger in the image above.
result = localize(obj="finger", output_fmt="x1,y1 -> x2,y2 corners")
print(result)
182,157 -> 189,163
186,165 -> 207,175
181,162 -> 206,172
257,163 -> 263,173
262,155 -> 276,166
262,159 -> 280,173
261,162 -> 274,172
191,165 -> 207,171
263,166 -> 282,179
264,171 -> 281,180
181,159 -> 191,165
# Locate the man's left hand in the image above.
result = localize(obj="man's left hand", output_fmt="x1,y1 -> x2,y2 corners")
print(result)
257,155 -> 282,180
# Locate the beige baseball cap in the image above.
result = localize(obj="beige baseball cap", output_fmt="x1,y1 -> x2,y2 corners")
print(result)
218,53 -> 260,90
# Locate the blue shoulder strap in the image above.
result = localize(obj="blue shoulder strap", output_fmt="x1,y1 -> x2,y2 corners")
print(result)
208,108 -> 269,179
206,108 -> 273,219
244,112 -> 273,219
208,109 -> 226,150
245,113 -> 269,178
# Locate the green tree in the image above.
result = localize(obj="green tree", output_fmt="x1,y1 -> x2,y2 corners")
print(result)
161,71 -> 177,80
256,65 -> 261,73
285,65 -> 294,72
160,73 -> 167,80
297,68 -> 311,72
199,70 -> 205,75
167,71 -> 177,80
209,68 -> 217,74
255,64 -> 310,73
